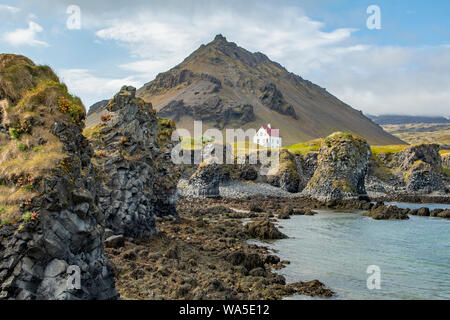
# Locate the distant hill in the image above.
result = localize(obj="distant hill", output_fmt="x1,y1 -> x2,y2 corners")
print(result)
368,114 -> 450,125
88,34 -> 404,146
87,99 -> 109,116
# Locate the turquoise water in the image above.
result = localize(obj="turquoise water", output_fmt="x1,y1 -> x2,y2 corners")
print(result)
263,203 -> 450,300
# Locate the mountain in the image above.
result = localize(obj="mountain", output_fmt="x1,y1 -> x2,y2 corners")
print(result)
89,34 -> 404,146
368,114 -> 450,125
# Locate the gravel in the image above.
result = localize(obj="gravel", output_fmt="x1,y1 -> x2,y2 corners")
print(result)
178,179 -> 302,199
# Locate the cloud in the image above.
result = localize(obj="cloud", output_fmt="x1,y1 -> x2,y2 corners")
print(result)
91,3 -> 450,116
59,69 -> 142,107
310,45 -> 450,117
17,0 -> 448,116
0,4 -> 20,13
3,21 -> 49,47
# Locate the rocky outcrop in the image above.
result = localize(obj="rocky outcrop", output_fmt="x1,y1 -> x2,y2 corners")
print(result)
245,220 -> 287,240
259,82 -> 297,119
187,159 -> 222,197
392,144 -> 442,171
362,205 -> 409,220
301,152 -> 319,181
303,133 -> 371,201
442,153 -> 450,170
0,54 -> 117,300
404,161 -> 441,193
267,150 -> 303,193
152,118 -> 180,217
88,86 -> 177,238
157,99 -> 255,129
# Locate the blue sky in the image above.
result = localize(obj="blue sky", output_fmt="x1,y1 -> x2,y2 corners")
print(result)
1,0 -> 449,116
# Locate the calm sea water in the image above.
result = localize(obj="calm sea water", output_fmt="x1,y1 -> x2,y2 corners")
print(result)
260,203 -> 450,300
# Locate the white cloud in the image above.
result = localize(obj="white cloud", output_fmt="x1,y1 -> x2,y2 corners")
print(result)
59,69 -> 142,107
0,4 -> 20,13
91,4 -> 450,117
3,21 -> 49,47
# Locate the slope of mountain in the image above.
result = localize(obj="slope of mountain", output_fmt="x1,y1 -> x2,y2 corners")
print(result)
138,35 -> 404,146
89,35 -> 404,146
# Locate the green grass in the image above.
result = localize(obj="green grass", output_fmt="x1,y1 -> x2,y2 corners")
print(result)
371,145 -> 408,156
284,139 -> 322,155
443,166 -> 450,177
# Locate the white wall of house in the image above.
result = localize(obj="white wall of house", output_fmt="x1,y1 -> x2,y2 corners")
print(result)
253,125 -> 282,148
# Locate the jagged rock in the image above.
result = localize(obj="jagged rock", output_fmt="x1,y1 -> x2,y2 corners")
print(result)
89,86 -> 160,238
362,205 -> 410,220
188,159 -> 222,196
152,118 -> 180,217
267,150 -> 302,193
259,82 -> 297,119
302,152 -> 319,181
303,133 -> 371,201
405,161 -> 441,193
88,86 -> 179,237
392,144 -> 443,193
0,54 -> 118,300
393,144 -> 442,171
442,153 -> 450,170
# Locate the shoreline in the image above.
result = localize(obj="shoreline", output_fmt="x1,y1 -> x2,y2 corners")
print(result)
106,197 -> 334,300
107,193 -> 449,300
179,180 -> 450,205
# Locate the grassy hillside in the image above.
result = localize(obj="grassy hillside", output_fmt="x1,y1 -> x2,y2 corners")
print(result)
0,54 -> 85,225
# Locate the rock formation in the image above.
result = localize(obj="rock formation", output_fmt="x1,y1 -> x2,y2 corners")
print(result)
303,132 -> 371,201
267,150 -> 303,193
0,54 -> 118,300
362,205 -> 410,220
187,159 -> 222,197
87,86 -> 179,238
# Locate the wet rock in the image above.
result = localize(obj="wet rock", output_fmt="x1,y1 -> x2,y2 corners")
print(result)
227,251 -> 265,270
246,220 -> 287,240
249,267 -> 266,277
362,205 -> 409,220
437,210 -> 450,218
430,209 -> 444,217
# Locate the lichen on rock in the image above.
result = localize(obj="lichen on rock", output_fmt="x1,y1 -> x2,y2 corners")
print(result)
303,132 -> 371,201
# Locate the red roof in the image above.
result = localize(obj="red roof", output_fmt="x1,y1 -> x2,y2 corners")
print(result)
261,125 -> 282,138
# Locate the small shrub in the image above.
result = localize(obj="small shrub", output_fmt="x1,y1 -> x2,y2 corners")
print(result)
22,211 -> 32,222
9,127 -> 20,140
57,97 -> 85,125
18,143 -> 27,151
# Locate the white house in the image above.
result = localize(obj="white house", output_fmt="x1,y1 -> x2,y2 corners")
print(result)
253,124 -> 282,148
